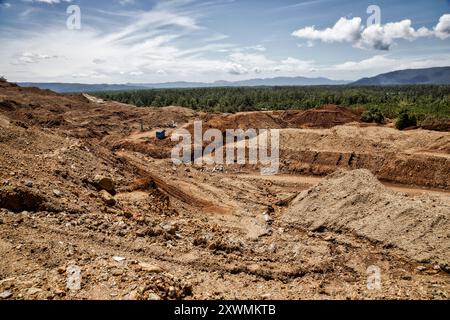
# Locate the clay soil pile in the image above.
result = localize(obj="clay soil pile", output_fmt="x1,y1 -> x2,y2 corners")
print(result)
280,104 -> 362,128
189,105 -> 362,133
283,170 -> 450,267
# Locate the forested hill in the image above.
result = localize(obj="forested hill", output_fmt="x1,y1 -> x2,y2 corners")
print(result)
351,67 -> 450,85
93,85 -> 450,118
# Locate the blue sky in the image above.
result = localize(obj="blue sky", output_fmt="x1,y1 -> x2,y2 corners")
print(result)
0,0 -> 449,83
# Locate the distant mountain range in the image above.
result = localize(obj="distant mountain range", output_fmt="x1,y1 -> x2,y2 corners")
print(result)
134,76 -> 349,89
18,76 -> 348,93
350,67 -> 450,86
17,82 -> 148,93
16,67 -> 450,93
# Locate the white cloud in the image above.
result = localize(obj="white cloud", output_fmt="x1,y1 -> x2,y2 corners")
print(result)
1,1 -> 229,82
359,20 -> 433,50
229,52 -> 274,67
12,52 -> 58,64
24,0 -> 72,4
226,63 -> 248,75
129,71 -> 144,76
330,54 -> 450,79
71,71 -> 106,79
292,17 -> 362,43
333,55 -> 396,71
119,0 -> 134,5
222,52 -> 314,75
435,14 -> 450,39
292,14 -> 450,50
297,41 -> 315,48
247,45 -> 266,52
278,57 -> 314,72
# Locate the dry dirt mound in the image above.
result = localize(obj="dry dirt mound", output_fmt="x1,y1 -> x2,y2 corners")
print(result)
283,169 -> 450,267
280,104 -> 361,128
195,111 -> 287,133
142,106 -> 195,129
421,121 -> 450,132
113,137 -> 177,159
0,83 -> 193,140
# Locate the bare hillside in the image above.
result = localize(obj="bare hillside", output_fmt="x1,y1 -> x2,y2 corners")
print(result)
0,81 -> 448,300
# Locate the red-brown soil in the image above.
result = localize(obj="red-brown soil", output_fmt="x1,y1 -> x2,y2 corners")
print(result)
280,104 -> 362,128
0,80 -> 449,300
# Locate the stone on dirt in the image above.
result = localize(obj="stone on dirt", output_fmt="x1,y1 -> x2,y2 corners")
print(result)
147,292 -> 161,300
94,175 -> 115,194
138,262 -> 164,273
27,287 -> 43,295
99,190 -> 116,206
0,290 -> 12,299
113,256 -> 126,262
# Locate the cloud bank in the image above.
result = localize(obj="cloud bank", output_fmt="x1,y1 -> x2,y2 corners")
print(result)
292,14 -> 450,50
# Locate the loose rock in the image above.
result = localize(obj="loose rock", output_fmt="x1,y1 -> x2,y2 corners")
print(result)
147,293 -> 161,300
27,287 -> 43,295
113,256 -> 126,262
138,262 -> 164,273
99,190 -> 116,206
94,175 -> 115,194
0,290 -> 12,299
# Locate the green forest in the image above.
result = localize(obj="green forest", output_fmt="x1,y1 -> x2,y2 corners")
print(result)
93,85 -> 450,119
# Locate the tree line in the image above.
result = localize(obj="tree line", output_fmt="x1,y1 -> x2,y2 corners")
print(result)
93,85 -> 450,119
